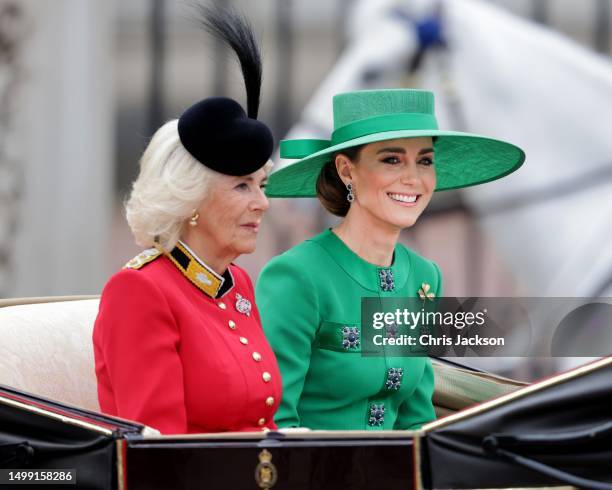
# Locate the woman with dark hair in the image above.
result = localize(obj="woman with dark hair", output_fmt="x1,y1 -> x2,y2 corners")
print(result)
256,89 -> 525,430
93,7 -> 281,434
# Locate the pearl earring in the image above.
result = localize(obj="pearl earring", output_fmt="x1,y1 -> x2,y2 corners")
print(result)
189,210 -> 199,227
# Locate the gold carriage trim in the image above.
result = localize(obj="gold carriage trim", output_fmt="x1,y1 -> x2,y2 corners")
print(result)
422,356 -> 612,431
0,394 -> 113,437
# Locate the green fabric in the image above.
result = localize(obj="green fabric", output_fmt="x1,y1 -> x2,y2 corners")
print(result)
280,139 -> 331,159
331,113 -> 439,145
255,229 -> 440,430
266,89 -> 525,197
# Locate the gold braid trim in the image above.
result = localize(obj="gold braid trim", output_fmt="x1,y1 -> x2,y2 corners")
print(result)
165,241 -> 224,298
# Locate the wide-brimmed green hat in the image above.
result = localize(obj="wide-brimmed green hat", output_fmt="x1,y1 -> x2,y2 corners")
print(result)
266,89 -> 525,197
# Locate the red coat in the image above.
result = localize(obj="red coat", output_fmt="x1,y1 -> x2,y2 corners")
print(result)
93,248 -> 282,434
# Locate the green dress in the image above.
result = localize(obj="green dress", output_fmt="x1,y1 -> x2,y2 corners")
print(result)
255,229 -> 441,430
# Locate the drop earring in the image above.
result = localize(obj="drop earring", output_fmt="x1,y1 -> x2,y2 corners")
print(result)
346,182 -> 355,203
189,210 -> 199,227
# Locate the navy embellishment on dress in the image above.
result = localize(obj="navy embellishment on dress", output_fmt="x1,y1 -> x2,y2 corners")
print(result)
341,326 -> 360,350
368,403 -> 385,427
385,368 -> 404,390
379,269 -> 395,291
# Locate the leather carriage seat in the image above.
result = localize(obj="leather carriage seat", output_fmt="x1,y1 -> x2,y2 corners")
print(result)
0,296 -> 525,418
0,296 -> 101,412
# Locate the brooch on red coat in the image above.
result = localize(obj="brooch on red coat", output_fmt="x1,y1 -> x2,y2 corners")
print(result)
235,293 -> 252,316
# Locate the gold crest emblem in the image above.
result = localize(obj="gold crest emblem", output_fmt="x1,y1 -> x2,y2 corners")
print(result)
254,449 -> 277,489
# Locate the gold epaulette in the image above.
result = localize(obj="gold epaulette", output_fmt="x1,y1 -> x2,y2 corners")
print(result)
124,248 -> 162,270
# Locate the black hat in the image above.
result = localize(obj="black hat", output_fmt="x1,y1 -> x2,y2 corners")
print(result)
177,5 -> 273,176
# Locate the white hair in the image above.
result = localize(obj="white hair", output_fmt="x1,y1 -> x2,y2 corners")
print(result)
125,119 -> 219,250
125,119 -> 273,251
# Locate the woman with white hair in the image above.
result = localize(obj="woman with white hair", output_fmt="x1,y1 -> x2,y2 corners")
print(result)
93,7 -> 281,434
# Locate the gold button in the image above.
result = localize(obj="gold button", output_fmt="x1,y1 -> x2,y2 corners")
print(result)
252,352 -> 261,362
258,417 -> 266,426
265,397 -> 274,407
228,320 -> 236,330
262,371 -> 271,382
239,337 -> 248,345
218,302 -> 226,310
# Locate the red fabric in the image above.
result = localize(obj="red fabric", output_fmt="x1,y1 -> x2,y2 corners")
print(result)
93,256 -> 282,434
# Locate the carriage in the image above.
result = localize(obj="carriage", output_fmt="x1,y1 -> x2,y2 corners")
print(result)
1,297 -> 610,489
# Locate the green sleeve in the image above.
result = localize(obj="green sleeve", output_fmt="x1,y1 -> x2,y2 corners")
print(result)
255,255 -> 320,428
394,260 -> 442,430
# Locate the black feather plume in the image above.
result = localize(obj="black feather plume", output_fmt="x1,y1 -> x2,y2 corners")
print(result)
196,3 -> 263,119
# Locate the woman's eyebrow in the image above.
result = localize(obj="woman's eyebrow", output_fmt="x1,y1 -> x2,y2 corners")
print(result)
237,175 -> 269,184
418,147 -> 434,155
376,147 -> 406,154
376,147 -> 434,155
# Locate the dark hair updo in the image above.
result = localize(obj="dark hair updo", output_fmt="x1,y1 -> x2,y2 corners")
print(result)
316,145 -> 364,217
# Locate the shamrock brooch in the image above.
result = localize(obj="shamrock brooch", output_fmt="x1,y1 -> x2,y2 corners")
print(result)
418,283 -> 435,301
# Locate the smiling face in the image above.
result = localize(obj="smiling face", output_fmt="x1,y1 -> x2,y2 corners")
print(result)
336,137 -> 436,231
192,167 -> 269,259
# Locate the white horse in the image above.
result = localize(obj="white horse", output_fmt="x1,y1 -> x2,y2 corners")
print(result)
278,0 -> 612,298
275,0 -> 612,373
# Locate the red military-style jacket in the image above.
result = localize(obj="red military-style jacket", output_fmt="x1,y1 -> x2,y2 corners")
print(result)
93,241 -> 282,434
